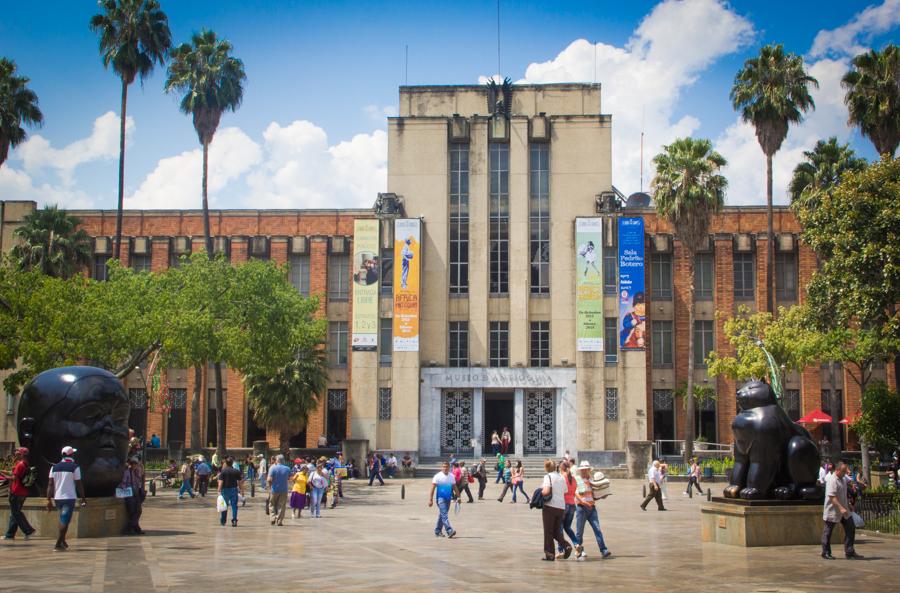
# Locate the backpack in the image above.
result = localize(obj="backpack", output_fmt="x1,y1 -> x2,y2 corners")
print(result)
21,466 -> 37,488
529,487 -> 545,509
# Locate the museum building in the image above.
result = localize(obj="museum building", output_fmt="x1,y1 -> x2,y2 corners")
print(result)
1,83 -> 894,459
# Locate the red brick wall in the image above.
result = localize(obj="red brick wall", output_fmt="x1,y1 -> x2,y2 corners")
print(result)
714,235 -> 736,444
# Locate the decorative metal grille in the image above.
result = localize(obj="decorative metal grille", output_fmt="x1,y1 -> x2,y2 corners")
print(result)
605,388 -> 619,421
378,388 -> 392,420
169,388 -> 187,409
440,390 -> 473,455
525,390 -> 555,454
328,389 -> 347,411
653,389 -> 674,411
129,388 -> 147,409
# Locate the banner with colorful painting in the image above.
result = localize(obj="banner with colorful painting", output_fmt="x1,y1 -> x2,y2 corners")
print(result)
618,217 -> 646,350
351,219 -> 379,351
393,218 -> 421,352
575,217 -> 603,352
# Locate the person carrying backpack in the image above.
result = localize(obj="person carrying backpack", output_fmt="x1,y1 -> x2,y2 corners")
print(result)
3,447 -> 36,540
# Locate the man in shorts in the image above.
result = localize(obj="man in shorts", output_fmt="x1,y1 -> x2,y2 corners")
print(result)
46,446 -> 87,551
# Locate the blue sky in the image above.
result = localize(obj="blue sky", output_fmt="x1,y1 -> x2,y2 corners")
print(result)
0,0 -> 897,210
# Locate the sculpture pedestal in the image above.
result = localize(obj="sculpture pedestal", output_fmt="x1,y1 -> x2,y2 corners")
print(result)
0,496 -> 129,539
701,498 -> 842,547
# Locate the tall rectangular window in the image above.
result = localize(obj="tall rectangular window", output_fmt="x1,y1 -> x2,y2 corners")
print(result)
733,252 -> 755,300
378,388 -> 392,420
651,320 -> 674,368
131,253 -> 152,273
529,143 -> 550,294
530,321 -> 549,367
651,252 -> 672,300
449,144 -> 469,295
603,241 -> 617,294
489,321 -> 509,367
784,389 -> 801,422
449,321 -> 468,368
694,252 -> 714,300
489,143 -> 509,295
92,254 -> 110,281
776,251 -> 797,301
379,318 -> 392,366
605,388 -> 619,421
328,321 -> 348,366
167,388 -> 187,444
290,254 -> 310,297
327,254 -> 349,300
604,317 -> 618,365
380,247 -> 393,295
693,320 -> 714,367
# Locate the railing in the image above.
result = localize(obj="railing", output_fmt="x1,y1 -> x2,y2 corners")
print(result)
654,440 -> 733,459
856,492 -> 900,535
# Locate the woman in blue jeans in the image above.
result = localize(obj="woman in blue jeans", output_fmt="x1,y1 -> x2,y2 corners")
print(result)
309,465 -> 329,518
557,461 -> 579,557
573,462 -> 611,560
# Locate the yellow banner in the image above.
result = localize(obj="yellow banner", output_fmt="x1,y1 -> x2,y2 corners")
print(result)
351,219 -> 379,351
393,219 -> 420,352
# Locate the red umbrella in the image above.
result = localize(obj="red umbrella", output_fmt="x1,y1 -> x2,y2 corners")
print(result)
796,409 -> 833,424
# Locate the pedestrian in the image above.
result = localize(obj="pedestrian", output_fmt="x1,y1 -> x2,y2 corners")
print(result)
474,458 -> 488,500
558,461 -> 578,558
659,461 -> 669,501
640,460 -> 666,511
46,446 -> 87,551
386,453 -> 398,479
195,456 -> 211,497
290,466 -> 308,518
458,461 -> 474,503
490,431 -> 501,455
494,452 -> 506,484
267,454 -> 291,526
217,456 -> 244,527
501,427 -> 511,455
821,462 -> 861,559
178,458 -> 196,500
573,461 -> 611,560
120,456 -> 146,535
429,461 -> 458,538
685,458 -> 704,496
497,459 -> 513,501
258,454 -> 268,491
368,453 -> 385,486
244,454 -> 256,484
3,447 -> 36,540
540,458 -> 572,561
309,464 -> 329,518
511,460 -> 530,504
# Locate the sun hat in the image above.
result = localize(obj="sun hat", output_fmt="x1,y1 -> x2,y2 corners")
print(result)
578,460 -> 592,470
61,445 -> 77,456
294,458 -> 302,464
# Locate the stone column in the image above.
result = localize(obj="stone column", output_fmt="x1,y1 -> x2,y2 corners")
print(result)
514,388 -> 525,457
473,388 -> 484,457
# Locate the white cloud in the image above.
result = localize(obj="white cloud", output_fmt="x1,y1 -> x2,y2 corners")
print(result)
363,104 -> 398,125
809,0 -> 900,58
514,0 -> 754,195
0,166 -> 97,209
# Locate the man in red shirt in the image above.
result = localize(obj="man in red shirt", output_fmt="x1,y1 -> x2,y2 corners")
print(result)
3,447 -> 36,540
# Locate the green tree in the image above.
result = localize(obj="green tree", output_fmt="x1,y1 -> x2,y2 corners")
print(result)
674,383 -> 717,441
852,381 -> 900,455
788,137 -> 866,209
0,57 -> 43,167
651,137 -> 727,462
165,29 -> 246,453
90,0 -> 172,261
842,44 -> 900,157
731,44 -> 817,314
244,350 -> 328,452
11,206 -> 92,279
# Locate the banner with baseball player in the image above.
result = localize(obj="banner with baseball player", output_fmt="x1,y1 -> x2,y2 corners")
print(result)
575,217 -> 603,352
393,218 -> 421,352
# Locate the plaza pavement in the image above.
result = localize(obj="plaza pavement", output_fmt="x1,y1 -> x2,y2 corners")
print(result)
1,477 -> 898,593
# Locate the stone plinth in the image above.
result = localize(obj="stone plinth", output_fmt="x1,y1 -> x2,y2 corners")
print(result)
626,441 -> 651,479
701,498 -> 843,547
342,438 -> 369,477
0,496 -> 129,538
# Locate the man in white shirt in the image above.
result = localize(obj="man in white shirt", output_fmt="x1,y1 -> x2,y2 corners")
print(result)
640,460 -> 667,511
821,462 -> 861,559
428,461 -> 458,538
45,446 -> 87,551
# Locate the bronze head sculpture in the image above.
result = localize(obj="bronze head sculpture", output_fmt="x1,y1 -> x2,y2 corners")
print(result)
17,366 -> 130,497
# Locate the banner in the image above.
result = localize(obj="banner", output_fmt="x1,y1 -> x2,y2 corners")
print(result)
618,217 -> 646,350
575,218 -> 603,351
393,218 -> 421,352
351,219 -> 379,351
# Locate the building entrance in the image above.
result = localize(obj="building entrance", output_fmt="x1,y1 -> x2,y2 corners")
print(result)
484,392 -> 514,454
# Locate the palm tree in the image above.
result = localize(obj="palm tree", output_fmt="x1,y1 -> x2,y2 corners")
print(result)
842,44 -> 899,158
244,350 -> 328,452
165,29 -> 245,455
651,137 -> 727,463
11,205 -> 92,279
731,44 -> 817,314
90,0 -> 172,262
0,57 -> 43,168
789,137 -> 867,208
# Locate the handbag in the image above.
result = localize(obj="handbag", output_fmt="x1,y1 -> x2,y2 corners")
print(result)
115,486 -> 133,499
216,494 -> 227,512
850,511 -> 864,528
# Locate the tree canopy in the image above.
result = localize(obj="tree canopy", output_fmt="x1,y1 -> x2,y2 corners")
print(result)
11,205 -> 92,279
0,57 -> 43,167
842,44 -> 900,158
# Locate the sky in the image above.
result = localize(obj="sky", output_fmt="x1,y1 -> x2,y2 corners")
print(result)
0,0 -> 897,211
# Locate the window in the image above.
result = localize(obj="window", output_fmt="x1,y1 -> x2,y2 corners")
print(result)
605,388 -> 619,421
604,317 -> 618,365
529,143 -> 550,294
206,388 -> 227,448
651,320 -> 674,368
167,388 -> 187,444
449,321 -> 468,368
530,321 -> 549,367
733,252 -> 755,300
379,318 -> 392,366
651,252 -> 672,300
652,389 -> 676,455
327,254 -> 349,300
128,388 -> 147,440
290,254 -> 310,297
326,389 -> 347,442
820,388 -> 844,450
380,247 -> 393,295
693,320 -> 714,367
328,321 -> 348,366
776,251 -> 797,301
378,388 -> 392,420
489,143 -> 509,295
449,144 -> 469,294
694,252 -> 713,300
489,321 -> 509,367
92,254 -> 110,281
603,240 -> 617,295
784,389 -> 800,422
131,253 -> 152,273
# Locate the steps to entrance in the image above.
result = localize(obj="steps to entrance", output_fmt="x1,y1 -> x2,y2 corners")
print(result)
411,457 -> 629,479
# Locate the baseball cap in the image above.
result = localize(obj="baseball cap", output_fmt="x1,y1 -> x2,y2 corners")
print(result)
61,445 -> 77,456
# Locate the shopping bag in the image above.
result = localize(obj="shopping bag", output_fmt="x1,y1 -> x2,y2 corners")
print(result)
216,494 -> 227,512
851,511 -> 864,528
115,486 -> 133,499
454,499 -> 461,515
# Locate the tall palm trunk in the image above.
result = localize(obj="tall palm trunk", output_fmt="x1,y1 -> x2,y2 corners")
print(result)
765,154 -> 774,315
190,364 -> 201,449
829,362 -> 840,460
859,373 -> 871,485
202,139 -> 213,257
684,255 -> 696,463
114,79 -> 128,261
